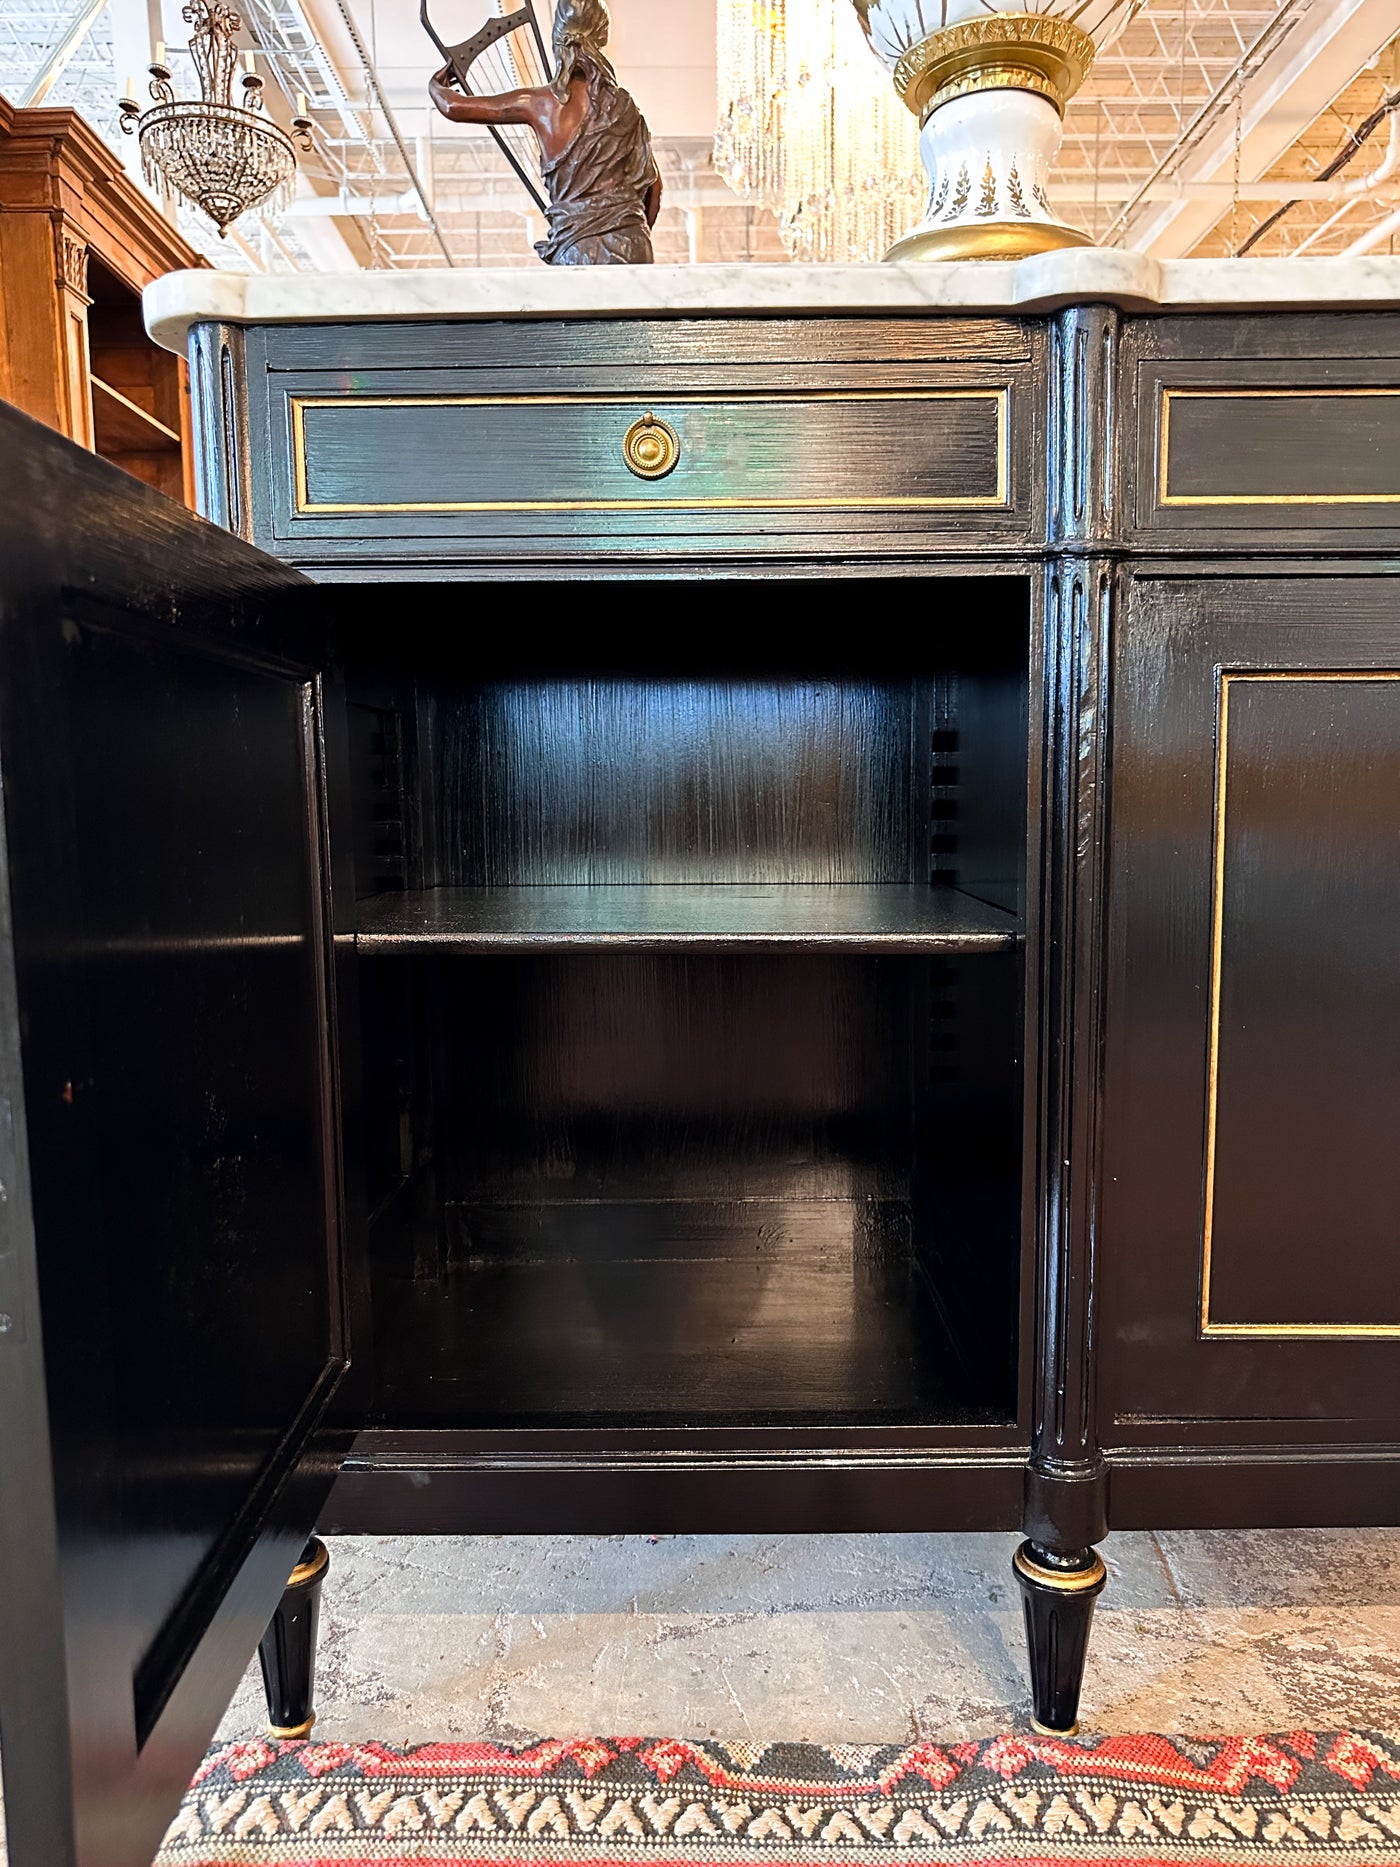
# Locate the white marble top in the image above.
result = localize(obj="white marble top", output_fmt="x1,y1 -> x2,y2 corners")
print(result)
144,250 -> 1400,353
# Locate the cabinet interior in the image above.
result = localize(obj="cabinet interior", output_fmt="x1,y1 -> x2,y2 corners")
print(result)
86,255 -> 186,501
335,580 -> 1030,1429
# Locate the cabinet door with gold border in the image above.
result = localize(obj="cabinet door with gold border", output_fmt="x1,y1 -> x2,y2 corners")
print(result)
0,401 -> 364,1867
1102,568 -> 1400,1432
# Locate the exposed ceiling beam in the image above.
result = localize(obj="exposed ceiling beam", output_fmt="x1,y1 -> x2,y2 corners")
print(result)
279,194 -> 371,269
324,0 -> 454,264
1119,0 -> 1400,256
19,0 -> 106,103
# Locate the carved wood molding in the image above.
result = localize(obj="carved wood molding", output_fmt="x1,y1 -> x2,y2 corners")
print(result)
0,103 -> 204,288
55,221 -> 90,302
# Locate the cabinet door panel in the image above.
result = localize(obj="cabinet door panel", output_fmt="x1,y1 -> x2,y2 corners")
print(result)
0,403 -> 358,1867
1104,572 -> 1400,1430
1207,672 -> 1400,1333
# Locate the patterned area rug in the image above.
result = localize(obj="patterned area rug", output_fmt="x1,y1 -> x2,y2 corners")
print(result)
155,1732 -> 1400,1864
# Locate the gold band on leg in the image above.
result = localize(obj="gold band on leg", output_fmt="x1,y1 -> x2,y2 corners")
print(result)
288,1538 -> 330,1588
270,1715 -> 316,1740
1013,1547 -> 1107,1594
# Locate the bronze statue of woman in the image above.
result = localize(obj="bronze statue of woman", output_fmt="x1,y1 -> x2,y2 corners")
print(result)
428,0 -> 662,265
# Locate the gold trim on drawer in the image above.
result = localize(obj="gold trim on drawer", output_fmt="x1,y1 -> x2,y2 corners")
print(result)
1160,387 -> 1400,509
1201,670 -> 1400,1340
288,388 -> 1010,516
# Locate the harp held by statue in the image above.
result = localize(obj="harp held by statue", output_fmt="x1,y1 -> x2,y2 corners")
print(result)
421,0 -> 557,211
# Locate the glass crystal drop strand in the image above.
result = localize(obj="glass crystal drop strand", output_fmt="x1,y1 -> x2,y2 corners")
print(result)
714,0 -> 786,205
781,1 -> 921,261
1230,68 -> 1243,252
714,0 -> 921,263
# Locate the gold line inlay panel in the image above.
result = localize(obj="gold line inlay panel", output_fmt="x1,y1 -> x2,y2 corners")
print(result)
289,388 -> 1011,517
1160,387 -> 1400,509
1201,670 -> 1400,1341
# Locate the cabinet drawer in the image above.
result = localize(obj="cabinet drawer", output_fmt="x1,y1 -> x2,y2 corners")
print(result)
1157,385 -> 1400,510
1126,315 -> 1400,543
287,387 -> 1008,520
248,317 -> 1039,565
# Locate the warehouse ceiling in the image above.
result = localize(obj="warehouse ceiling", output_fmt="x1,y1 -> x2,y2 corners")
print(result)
2,0 -> 1397,269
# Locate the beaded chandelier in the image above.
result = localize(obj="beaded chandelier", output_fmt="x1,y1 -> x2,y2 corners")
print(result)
714,0 -> 923,263
118,0 -> 312,236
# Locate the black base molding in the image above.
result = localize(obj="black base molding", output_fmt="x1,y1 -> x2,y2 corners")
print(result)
1108,1444 -> 1400,1529
324,1441 -> 1027,1535
324,1439 -> 1400,1536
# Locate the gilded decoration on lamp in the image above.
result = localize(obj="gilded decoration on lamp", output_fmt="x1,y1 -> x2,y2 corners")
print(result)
852,0 -> 1134,67
849,2 -> 1143,262
117,0 -> 313,236
884,12 -> 1098,118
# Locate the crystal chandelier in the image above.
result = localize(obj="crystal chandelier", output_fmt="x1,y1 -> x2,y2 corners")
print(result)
118,0 -> 313,237
715,0 -> 924,263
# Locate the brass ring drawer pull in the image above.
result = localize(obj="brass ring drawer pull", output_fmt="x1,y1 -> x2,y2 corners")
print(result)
623,411 -> 680,481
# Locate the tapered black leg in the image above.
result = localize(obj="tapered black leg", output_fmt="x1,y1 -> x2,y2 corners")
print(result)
1013,1541 -> 1105,1736
258,1537 -> 329,1739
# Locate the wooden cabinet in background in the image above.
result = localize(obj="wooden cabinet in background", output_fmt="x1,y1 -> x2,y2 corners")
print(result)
0,93 -> 203,505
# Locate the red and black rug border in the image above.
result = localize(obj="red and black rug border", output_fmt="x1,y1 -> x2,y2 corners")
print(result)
155,1731 -> 1400,1863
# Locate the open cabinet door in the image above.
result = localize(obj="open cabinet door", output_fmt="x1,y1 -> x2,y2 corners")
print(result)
0,405 -> 361,1867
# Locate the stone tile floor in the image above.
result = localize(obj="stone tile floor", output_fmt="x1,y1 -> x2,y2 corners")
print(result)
224,1529 -> 1400,1743
5,1528 -> 1400,1864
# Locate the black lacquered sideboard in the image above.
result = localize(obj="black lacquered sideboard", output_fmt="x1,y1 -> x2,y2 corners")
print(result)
2,254 -> 1399,1867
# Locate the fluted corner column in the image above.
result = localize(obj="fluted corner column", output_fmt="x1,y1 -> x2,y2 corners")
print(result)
1020,303 -> 1122,1732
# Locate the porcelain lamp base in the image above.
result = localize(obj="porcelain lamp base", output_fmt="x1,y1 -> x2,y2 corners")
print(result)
863,12 -> 1101,265
887,84 -> 1087,264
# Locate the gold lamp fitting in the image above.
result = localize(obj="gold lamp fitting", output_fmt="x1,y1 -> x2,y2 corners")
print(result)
894,13 -> 1097,127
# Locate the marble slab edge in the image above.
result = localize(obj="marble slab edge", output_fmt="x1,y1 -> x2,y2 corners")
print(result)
143,250 -> 1400,354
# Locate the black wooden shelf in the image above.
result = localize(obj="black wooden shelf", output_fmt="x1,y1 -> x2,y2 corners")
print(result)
351,884 -> 1022,954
